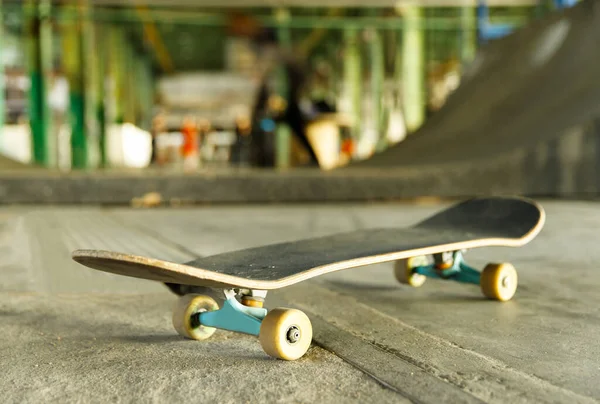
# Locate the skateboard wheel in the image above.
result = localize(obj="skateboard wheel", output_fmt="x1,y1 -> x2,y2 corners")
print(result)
259,308 -> 312,361
480,263 -> 518,302
172,294 -> 219,340
394,256 -> 428,287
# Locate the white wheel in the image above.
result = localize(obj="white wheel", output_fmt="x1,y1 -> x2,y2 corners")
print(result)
394,255 -> 428,287
172,294 -> 219,340
259,308 -> 312,361
480,263 -> 518,302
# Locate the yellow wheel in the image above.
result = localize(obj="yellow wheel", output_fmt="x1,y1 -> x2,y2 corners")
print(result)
480,263 -> 518,302
394,256 -> 428,287
172,294 -> 219,340
259,308 -> 312,361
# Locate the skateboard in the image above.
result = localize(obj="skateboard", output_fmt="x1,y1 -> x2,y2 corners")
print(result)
72,196 -> 545,361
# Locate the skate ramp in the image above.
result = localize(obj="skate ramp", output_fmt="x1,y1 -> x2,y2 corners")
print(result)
352,0 -> 600,195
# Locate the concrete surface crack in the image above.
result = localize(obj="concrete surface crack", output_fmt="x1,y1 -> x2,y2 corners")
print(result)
269,292 -> 485,404
273,283 -> 597,404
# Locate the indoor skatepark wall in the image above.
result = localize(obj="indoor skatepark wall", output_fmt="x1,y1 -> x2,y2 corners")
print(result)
353,0 -> 600,197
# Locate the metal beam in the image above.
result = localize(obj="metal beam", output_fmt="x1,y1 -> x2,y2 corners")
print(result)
85,0 -> 538,7
297,8 -> 343,58
133,5 -> 175,73
51,6 -> 528,31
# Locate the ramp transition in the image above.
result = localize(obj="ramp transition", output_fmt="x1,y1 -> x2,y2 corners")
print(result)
351,0 -> 600,196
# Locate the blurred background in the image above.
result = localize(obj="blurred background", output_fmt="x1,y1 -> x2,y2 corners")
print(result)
0,0 -> 596,204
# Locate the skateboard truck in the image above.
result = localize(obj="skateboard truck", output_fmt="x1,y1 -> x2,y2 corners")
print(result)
191,289 -> 267,336
394,250 -> 518,301
172,288 -> 313,361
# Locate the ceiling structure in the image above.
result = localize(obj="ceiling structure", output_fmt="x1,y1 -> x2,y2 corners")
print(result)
2,0 -> 537,74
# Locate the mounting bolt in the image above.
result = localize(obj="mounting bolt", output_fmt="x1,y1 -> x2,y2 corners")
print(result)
241,296 -> 264,308
286,326 -> 300,344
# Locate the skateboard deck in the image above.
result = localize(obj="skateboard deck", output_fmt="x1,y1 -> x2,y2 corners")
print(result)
72,196 -> 544,291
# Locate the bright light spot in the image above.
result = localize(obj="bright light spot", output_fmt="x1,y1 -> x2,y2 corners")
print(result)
531,19 -> 571,67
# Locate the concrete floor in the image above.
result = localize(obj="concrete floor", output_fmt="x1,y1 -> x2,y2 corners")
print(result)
1,200 -> 599,403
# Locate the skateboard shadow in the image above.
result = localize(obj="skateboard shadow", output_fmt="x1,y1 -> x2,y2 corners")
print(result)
323,280 -> 398,292
325,280 -> 488,303
0,308 -> 20,317
116,334 -> 181,344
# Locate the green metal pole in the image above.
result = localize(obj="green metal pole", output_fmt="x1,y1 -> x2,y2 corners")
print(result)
95,23 -> 107,167
367,28 -> 385,152
343,27 -> 361,151
401,5 -> 425,133
0,0 -> 4,146
460,7 -> 477,64
39,0 -> 55,167
124,39 -> 136,125
389,26 -> 407,145
82,0 -> 99,167
101,24 -> 126,169
108,25 -> 124,125
135,57 -> 143,129
25,0 -> 52,167
39,0 -> 58,167
274,7 -> 291,169
62,3 -> 87,169
136,55 -> 153,131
